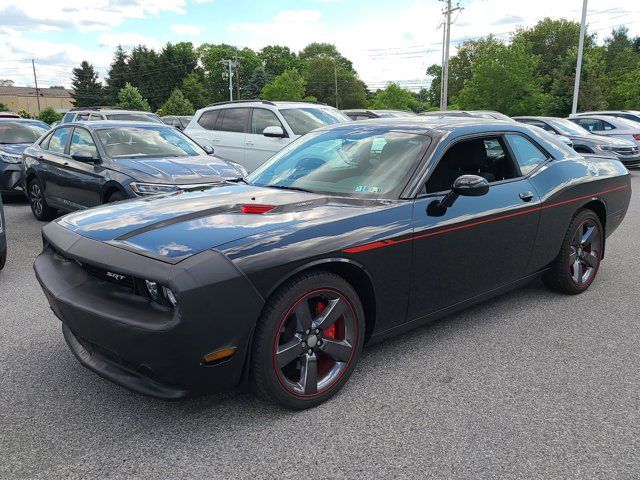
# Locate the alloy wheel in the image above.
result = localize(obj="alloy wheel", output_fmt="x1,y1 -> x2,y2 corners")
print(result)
273,289 -> 357,397
30,183 -> 43,217
569,219 -> 601,286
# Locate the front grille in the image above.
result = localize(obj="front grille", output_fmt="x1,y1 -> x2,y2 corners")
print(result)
613,146 -> 639,156
78,261 -> 135,289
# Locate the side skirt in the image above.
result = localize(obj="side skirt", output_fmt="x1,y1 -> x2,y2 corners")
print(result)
367,269 -> 549,345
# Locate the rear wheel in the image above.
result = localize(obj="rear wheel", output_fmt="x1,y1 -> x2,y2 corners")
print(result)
252,271 -> 365,409
28,178 -> 56,221
543,209 -> 603,294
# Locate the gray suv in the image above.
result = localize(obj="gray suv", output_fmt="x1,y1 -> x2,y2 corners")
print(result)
61,107 -> 163,124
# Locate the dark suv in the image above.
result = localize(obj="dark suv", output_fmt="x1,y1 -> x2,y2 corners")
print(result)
21,121 -> 246,220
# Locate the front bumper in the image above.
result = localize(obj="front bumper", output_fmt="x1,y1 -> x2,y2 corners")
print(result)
34,221 -> 265,398
0,162 -> 24,193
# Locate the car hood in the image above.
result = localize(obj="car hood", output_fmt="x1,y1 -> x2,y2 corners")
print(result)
110,154 -> 243,184
0,143 -> 30,156
57,184 -> 369,261
570,134 -> 636,146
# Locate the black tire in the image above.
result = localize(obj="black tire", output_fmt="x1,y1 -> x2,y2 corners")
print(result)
251,270 -> 365,409
28,177 -> 56,221
106,190 -> 128,203
543,209 -> 603,294
0,250 -> 6,271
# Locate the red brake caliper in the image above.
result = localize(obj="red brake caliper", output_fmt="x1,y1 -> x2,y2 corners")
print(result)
317,301 -> 336,339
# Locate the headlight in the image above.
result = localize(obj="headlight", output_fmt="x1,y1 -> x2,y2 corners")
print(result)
596,145 -> 616,151
144,280 -> 178,307
130,182 -> 180,196
0,153 -> 21,164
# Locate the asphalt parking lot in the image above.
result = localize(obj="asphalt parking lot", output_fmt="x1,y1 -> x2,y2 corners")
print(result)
1,172 -> 639,479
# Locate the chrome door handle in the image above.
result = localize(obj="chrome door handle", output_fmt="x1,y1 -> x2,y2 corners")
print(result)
519,191 -> 534,202
245,141 -> 255,146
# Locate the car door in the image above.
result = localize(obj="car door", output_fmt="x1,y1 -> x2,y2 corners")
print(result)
64,126 -> 104,208
38,126 -> 72,207
408,133 -> 543,321
213,107 -> 249,164
244,108 -> 290,171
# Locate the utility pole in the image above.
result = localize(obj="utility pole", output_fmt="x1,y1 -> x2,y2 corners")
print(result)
571,0 -> 588,115
439,0 -> 461,111
334,61 -> 339,108
233,56 -> 244,100
220,59 -> 234,101
32,59 -> 41,114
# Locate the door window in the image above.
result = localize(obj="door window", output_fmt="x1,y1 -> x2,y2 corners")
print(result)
220,108 -> 249,133
69,128 -> 98,158
76,113 -> 90,121
197,110 -> 220,130
505,134 -> 548,175
47,127 -> 71,154
577,119 -> 601,132
425,136 -> 518,193
251,109 -> 283,134
602,120 -> 616,131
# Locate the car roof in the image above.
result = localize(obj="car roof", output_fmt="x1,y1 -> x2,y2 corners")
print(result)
315,116 -> 525,135
60,120 -> 174,129
72,109 -> 156,115
576,110 -> 640,115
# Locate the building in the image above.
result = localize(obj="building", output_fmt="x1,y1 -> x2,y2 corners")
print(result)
0,86 -> 74,116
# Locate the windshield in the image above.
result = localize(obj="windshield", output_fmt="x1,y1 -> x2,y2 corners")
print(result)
247,128 -> 430,197
548,118 -> 590,136
279,107 -> 350,135
0,122 -> 48,144
105,113 -> 163,123
96,126 -> 205,158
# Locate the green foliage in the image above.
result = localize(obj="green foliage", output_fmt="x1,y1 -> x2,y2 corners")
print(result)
71,61 -> 104,107
160,89 -> 195,115
181,71 -> 209,109
261,69 -> 306,101
369,83 -> 416,111
0,79 -> 14,87
304,56 -> 366,108
455,40 -> 546,116
16,109 -> 33,119
117,82 -> 150,111
105,45 -> 129,104
245,66 -> 272,99
259,45 -> 300,78
0,102 -> 9,111
37,107 -> 63,125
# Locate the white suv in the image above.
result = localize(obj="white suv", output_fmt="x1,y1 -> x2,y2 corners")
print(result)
184,100 -> 350,172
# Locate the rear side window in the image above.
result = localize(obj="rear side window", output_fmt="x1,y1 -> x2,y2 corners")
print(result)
602,121 -> 616,131
505,134 -> 548,175
62,112 -> 75,123
47,127 -> 71,154
76,113 -> 90,121
197,110 -> 220,130
251,108 -> 283,134
577,119 -> 601,132
220,108 -> 249,133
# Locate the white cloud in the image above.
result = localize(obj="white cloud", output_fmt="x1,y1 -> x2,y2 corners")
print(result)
97,32 -> 164,51
170,24 -> 202,36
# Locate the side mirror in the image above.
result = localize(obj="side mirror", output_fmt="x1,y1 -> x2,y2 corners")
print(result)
202,145 -> 215,155
263,126 -> 285,138
441,174 -> 489,208
71,150 -> 98,163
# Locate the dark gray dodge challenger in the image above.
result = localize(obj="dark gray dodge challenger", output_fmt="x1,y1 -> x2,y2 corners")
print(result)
34,118 -> 631,409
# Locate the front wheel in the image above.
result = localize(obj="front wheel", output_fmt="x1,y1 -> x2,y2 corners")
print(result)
251,271 -> 365,409
28,178 -> 56,221
543,209 -> 603,294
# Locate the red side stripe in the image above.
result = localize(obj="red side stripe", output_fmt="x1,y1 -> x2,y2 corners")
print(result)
342,184 -> 628,254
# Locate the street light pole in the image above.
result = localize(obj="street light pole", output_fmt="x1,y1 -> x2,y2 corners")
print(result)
571,0 -> 589,115
334,61 -> 339,108
32,59 -> 41,114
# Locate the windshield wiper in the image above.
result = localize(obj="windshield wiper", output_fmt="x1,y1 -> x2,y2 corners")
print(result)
227,177 -> 250,184
266,184 -> 314,193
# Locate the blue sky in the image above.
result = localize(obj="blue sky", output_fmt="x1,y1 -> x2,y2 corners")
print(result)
1,0 -> 638,90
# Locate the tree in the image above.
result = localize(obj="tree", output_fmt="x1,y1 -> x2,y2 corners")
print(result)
49,86 -> 65,89
71,61 -> 103,107
126,45 -> 161,109
37,107 -> 63,124
304,56 -> 366,108
245,66 -> 272,99
0,102 -> 9,111
160,89 -> 195,115
425,64 -> 442,108
261,69 -> 306,101
455,40 -> 546,115
198,44 -> 261,103
156,42 -> 199,107
105,45 -> 129,104
299,43 -> 355,72
259,45 -> 300,78
117,82 -> 150,111
181,71 -> 209,109
0,79 -> 14,87
369,83 -> 416,110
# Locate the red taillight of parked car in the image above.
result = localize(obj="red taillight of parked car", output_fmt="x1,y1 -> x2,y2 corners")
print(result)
633,134 -> 640,141
241,204 -> 275,214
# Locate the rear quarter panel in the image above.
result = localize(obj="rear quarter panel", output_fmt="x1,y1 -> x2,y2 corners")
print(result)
527,156 -> 630,272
